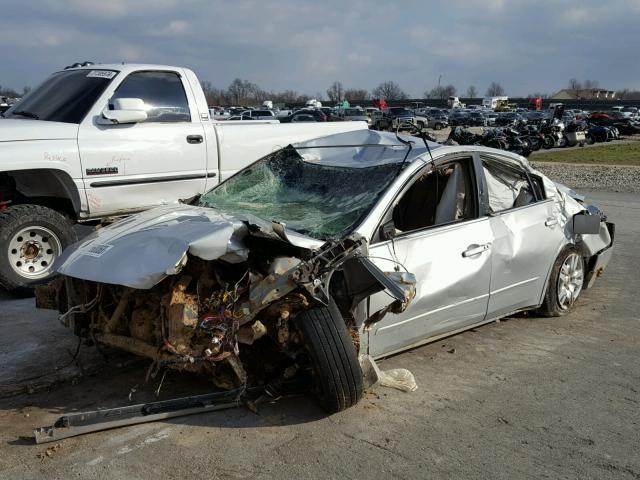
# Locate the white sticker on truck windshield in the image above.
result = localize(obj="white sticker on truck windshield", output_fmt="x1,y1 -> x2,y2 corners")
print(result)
86,70 -> 117,79
82,243 -> 113,258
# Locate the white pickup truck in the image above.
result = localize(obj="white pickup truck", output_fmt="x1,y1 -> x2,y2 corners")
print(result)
0,63 -> 367,291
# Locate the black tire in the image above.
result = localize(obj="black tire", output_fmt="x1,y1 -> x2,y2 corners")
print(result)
434,123 -> 443,130
585,134 -> 595,145
0,204 -> 77,292
296,299 -> 363,413
538,245 -> 585,317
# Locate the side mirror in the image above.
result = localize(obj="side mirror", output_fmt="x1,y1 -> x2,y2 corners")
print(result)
379,220 -> 396,241
573,212 -> 601,235
97,98 -> 148,125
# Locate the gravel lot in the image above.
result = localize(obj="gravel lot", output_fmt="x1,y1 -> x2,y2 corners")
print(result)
531,161 -> 640,194
0,191 -> 638,479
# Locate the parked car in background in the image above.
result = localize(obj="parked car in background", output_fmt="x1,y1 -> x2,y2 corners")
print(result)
485,112 -> 498,126
467,111 -> 487,126
449,110 -> 469,126
341,108 -> 369,122
495,112 -> 524,126
279,109 -> 328,123
370,111 -> 392,130
241,109 -> 276,120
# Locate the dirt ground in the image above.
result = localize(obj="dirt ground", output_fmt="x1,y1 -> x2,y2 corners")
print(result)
0,190 -> 638,480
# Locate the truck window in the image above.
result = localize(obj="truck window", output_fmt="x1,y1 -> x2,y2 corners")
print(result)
110,71 -> 191,123
4,69 -> 117,124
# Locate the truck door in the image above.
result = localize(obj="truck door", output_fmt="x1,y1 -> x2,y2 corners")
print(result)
78,70 -> 208,217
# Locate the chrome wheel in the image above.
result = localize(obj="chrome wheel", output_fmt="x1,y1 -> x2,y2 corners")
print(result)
557,252 -> 584,310
8,226 -> 62,280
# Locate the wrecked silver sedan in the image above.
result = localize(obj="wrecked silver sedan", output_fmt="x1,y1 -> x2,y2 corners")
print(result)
38,129 -> 614,413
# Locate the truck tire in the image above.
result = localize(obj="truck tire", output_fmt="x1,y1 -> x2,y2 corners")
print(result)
538,245 -> 584,317
296,299 -> 363,413
0,204 -> 77,292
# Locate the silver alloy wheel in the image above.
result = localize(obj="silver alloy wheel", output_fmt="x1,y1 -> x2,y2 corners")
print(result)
557,252 -> 584,310
8,226 -> 62,280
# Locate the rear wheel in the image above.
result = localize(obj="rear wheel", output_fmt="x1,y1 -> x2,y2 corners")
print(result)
0,204 -> 77,293
296,299 -> 363,413
539,246 -> 585,317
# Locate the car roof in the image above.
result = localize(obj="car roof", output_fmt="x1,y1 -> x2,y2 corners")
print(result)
291,129 -> 442,168
58,63 -> 184,74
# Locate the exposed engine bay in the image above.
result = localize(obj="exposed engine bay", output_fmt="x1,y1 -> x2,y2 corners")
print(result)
40,231 -> 416,393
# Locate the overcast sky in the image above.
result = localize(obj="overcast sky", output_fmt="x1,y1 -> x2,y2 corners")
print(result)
2,0 -> 639,97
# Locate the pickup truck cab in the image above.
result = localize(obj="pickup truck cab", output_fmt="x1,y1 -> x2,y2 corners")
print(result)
0,63 -> 367,291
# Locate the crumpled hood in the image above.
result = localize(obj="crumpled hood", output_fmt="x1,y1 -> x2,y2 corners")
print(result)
55,204 -> 324,289
0,119 -> 77,142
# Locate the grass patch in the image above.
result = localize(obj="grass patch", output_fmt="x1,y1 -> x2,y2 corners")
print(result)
531,141 -> 640,166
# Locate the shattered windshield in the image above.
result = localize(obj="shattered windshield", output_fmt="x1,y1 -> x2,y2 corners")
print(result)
198,147 -> 401,240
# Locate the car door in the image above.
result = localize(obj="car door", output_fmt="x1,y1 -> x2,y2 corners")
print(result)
480,155 -> 566,318
78,70 -> 207,216
366,155 -> 493,358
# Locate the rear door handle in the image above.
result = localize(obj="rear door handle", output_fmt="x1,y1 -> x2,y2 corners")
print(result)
462,243 -> 491,258
545,217 -> 558,227
187,135 -> 203,144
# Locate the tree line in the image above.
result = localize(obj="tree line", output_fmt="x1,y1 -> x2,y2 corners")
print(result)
4,77 -> 640,105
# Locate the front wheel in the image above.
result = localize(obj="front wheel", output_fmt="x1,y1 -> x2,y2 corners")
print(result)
434,123 -> 443,130
296,299 -> 363,413
0,204 -> 77,293
539,246 -> 585,317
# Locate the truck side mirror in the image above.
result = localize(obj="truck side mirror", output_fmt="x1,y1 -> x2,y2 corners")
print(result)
97,98 -> 148,125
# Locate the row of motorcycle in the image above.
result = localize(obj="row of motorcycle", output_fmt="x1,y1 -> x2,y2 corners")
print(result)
445,119 -> 621,158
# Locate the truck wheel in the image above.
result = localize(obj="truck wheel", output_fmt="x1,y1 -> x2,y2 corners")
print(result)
434,123 -> 443,130
538,246 -> 584,317
296,299 -> 363,413
0,204 -> 77,292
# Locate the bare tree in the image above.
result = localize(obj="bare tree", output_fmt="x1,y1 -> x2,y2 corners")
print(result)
568,78 -> 582,90
226,78 -> 261,105
0,85 -> 20,97
372,81 -> 407,101
528,92 -> 550,99
22,86 -> 31,96
326,81 -> 344,102
426,84 -> 456,100
583,79 -> 599,89
485,82 -> 505,97
344,88 -> 369,102
466,85 -> 477,98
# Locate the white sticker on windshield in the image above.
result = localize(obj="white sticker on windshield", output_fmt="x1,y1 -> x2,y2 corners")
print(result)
86,70 -> 117,79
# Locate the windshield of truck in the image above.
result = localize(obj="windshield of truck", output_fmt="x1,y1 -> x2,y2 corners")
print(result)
198,147 -> 401,240
4,69 -> 117,124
